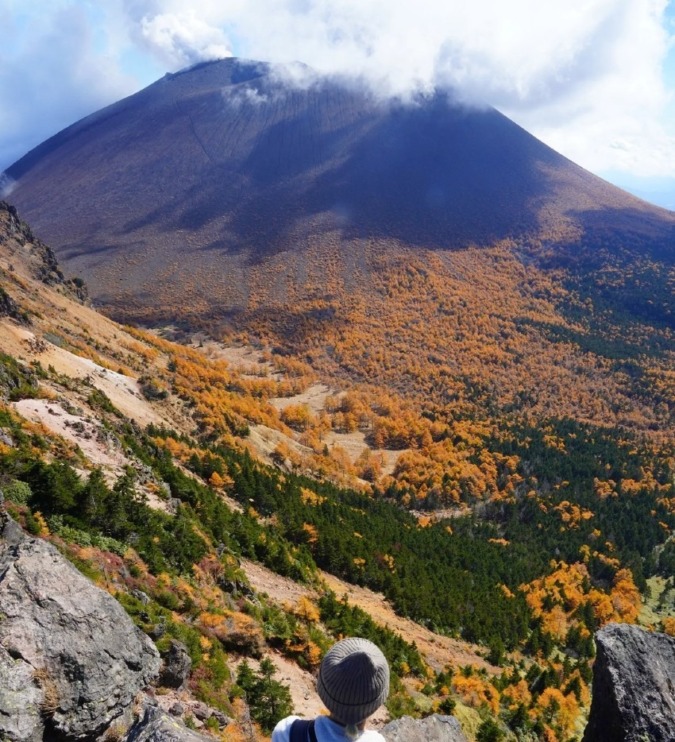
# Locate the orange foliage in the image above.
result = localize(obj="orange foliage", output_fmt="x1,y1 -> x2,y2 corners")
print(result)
294,596 -> 321,623
280,403 -> 314,431
208,471 -> 232,489
502,679 -> 532,710
607,568 -> 641,623
536,688 -> 579,737
553,500 -> 594,529
521,560 -> 642,640
452,674 -> 500,714
300,487 -> 326,506
302,523 -> 319,545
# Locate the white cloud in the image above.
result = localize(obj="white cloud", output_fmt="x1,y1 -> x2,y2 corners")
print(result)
0,172 -> 16,198
2,0 -> 675,187
118,0 -> 675,178
497,0 -> 675,177
139,11 -> 231,68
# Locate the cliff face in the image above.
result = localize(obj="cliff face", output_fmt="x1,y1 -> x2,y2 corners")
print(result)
582,623 -> 675,742
0,512 -> 160,741
0,200 -> 88,302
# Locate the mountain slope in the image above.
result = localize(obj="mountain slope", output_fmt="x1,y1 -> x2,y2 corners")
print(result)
2,164 -> 675,738
0,199 -> 495,735
5,58 -> 674,322
5,59 -> 674,447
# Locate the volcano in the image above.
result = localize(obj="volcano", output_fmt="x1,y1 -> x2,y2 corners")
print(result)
5,57 -> 674,326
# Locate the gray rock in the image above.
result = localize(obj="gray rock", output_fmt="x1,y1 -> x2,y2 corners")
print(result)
0,287 -> 30,325
211,709 -> 230,727
0,430 -> 14,447
125,706 -> 213,741
169,702 -> 185,716
149,621 -> 167,640
0,516 -> 161,740
132,589 -> 151,605
190,701 -> 211,721
0,646 -> 43,742
382,714 -> 468,742
583,623 -> 675,742
159,640 -> 192,689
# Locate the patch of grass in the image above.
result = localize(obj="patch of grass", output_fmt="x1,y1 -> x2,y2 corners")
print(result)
639,576 -> 675,626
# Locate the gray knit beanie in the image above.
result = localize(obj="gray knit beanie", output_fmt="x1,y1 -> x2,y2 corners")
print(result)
317,637 -> 390,725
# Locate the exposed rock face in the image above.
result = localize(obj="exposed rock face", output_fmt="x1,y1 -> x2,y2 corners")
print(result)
124,706 -> 213,742
0,200 -> 88,302
0,644 -> 43,742
381,714 -> 468,741
0,515 -> 160,740
0,286 -> 30,325
158,640 -> 192,689
582,623 -> 675,742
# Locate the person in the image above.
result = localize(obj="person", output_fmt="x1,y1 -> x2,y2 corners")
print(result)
272,637 -> 390,742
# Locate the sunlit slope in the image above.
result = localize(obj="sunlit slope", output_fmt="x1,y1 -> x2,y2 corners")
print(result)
6,57 -> 674,324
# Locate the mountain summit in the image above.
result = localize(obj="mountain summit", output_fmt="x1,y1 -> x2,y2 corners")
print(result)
5,57 -> 674,325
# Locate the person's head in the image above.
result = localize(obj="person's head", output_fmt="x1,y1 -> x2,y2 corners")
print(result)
317,637 -> 390,738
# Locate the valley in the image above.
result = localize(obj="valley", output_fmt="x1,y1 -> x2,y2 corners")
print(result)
0,56 -> 674,742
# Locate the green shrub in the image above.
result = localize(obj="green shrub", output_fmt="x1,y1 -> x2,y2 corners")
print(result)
2,479 -> 32,505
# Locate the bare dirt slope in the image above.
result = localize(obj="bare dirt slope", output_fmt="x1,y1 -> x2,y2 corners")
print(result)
241,558 -> 497,674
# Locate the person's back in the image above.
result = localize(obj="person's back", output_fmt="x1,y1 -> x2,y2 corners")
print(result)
271,637 -> 390,742
272,715 -> 385,741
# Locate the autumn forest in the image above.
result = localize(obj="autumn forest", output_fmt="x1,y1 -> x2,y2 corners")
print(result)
1,57 -> 674,742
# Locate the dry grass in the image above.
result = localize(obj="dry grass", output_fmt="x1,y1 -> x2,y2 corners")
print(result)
33,666 -> 59,717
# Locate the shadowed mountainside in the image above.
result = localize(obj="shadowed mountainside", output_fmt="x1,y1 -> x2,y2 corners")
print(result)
5,57 -> 674,324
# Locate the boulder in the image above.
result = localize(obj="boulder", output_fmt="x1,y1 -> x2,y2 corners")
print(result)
158,640 -> 192,689
124,706 -> 213,741
190,701 -> 212,721
582,623 -> 675,742
382,714 -> 468,741
0,514 -> 161,740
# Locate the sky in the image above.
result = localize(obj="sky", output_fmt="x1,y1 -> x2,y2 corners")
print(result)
2,0 -> 675,209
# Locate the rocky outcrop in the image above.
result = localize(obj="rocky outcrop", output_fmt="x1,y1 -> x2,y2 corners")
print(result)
125,706 -> 213,742
158,640 -> 192,689
582,623 -> 675,742
382,714 -> 468,741
0,286 -> 30,325
0,514 -> 160,740
0,200 -> 88,303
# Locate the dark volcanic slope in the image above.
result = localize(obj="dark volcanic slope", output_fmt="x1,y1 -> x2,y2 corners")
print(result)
6,57 -> 675,321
